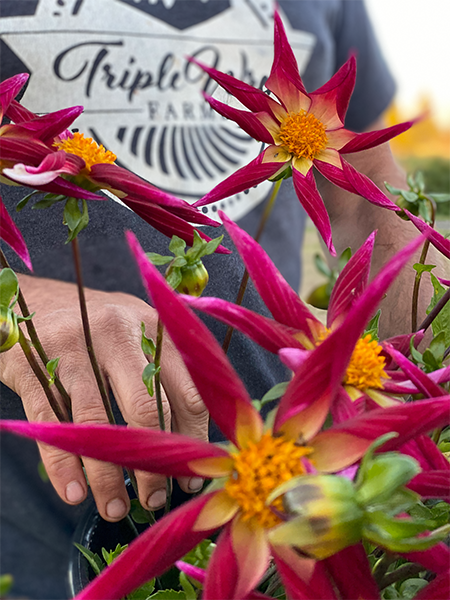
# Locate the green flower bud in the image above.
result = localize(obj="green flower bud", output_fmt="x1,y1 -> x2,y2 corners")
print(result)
175,261 -> 209,297
267,475 -> 364,559
0,306 -> 20,352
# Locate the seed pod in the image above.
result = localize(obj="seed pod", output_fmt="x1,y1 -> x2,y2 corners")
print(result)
175,261 -> 209,297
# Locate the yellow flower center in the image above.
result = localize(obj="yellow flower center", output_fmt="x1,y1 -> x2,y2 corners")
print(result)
54,132 -> 116,171
344,334 -> 388,390
225,432 -> 313,529
278,110 -> 328,160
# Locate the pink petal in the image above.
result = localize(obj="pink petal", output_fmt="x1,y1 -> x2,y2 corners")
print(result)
341,158 -> 401,210
273,545 -> 337,600
175,561 -> 206,584
382,331 -> 424,370
327,231 -> 376,328
407,471 -> 450,499
3,151 -> 83,186
182,295 -> 304,353
13,105 -> 84,144
221,212 -> 320,332
311,56 -> 356,125
0,420 -> 227,477
330,386 -> 359,425
126,232 -> 263,447
278,347 -> 311,370
292,167 -> 336,256
401,543 -> 450,575
401,435 -> 450,472
202,93 -> 276,145
194,151 -> 282,207
203,524 -> 239,600
4,98 -> 36,124
324,544 -> 379,600
0,196 -> 33,270
33,176 -> 104,201
404,209 -> 450,259
339,120 -> 415,154
383,343 -> 447,397
414,571 -> 450,600
76,493 -> 217,600
0,73 -> 29,119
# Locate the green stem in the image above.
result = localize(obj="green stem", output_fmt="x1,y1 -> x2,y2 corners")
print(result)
18,329 -> 68,422
71,237 -> 115,424
153,317 -> 172,515
372,551 -> 395,587
411,198 -> 436,333
417,286 -> 450,333
0,250 -> 73,417
222,179 -> 283,354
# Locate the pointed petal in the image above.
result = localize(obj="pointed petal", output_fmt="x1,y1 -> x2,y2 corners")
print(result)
311,56 -> 356,126
3,151 -> 83,186
327,231 -> 376,328
341,157 -> 401,210
382,331 -> 425,369
0,420 -> 227,476
123,198 -> 230,254
402,543 -> 450,575
182,295 -> 304,353
383,343 -> 447,397
76,494 -> 216,600
404,209 -> 450,258
273,546 -> 337,600
311,397 -> 450,472
278,347 -> 312,370
220,212 -> 320,332
415,571 -> 450,600
265,11 -> 310,112
276,234 -> 425,434
15,105 -> 84,144
402,435 -> 450,472
202,93 -> 276,145
194,152 -> 282,207
0,197 -> 33,270
407,471 -> 450,500
203,524 -> 239,600
126,232 -> 263,447
292,167 -> 336,256
324,544 -> 379,600
194,489 -> 239,532
326,128 -> 357,151
0,73 -> 29,119
339,120 -> 415,154
32,175 -> 104,201
330,386 -> 359,425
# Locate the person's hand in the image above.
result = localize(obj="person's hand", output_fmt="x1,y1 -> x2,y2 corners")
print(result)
0,275 -> 209,521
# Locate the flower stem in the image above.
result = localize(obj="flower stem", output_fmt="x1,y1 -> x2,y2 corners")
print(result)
411,198 -> 436,332
71,237 -> 115,424
153,317 -> 172,515
18,329 -> 68,422
378,563 -> 424,590
222,179 -> 283,354
417,286 -> 450,333
0,250 -> 73,417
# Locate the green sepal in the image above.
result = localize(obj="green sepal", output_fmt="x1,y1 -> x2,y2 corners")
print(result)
169,236 -> 187,257
46,357 -> 60,384
165,267 -> 183,290
429,192 -> 450,203
363,519 -> 450,553
0,268 -> 19,308
364,310 -> 381,342
142,362 -> 161,397
400,190 -> 419,203
146,253 -> 173,266
141,322 -> 156,357
32,195 -> 65,210
16,190 -> 40,212
16,312 -> 35,324
384,182 -> 404,196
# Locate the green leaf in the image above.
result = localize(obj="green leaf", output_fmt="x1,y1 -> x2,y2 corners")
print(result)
409,338 -> 424,366
428,192 -> 450,203
146,253 -> 173,266
415,171 -> 426,194
338,247 -> 352,271
73,543 -> 104,576
142,363 -> 160,397
148,591 -> 186,599
0,574 -> 13,596
203,235 -> 224,257
412,263 -> 435,276
130,499 -> 155,524
141,322 -> 156,357
182,539 -> 216,570
32,196 -> 65,209
398,578 -> 428,599
169,236 -> 186,257
101,543 -> 128,566
406,173 -> 416,189
171,256 -> 188,268
64,198 -> 89,242
46,357 -> 60,384
400,190 -> 419,203
179,572 -> 197,600
260,381 -> 290,406
364,310 -> 381,342
384,182 -> 404,196
418,200 -> 432,223
314,253 -> 332,278
127,579 -> 156,600
0,268 -> 19,308
37,460 -> 49,483
16,190 -> 39,212
427,274 -> 450,344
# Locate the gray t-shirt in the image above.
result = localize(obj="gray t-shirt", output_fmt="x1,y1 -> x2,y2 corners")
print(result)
0,2 -> 395,598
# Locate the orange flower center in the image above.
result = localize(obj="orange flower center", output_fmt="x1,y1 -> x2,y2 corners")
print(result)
54,132 -> 116,171
225,432 -> 313,529
278,110 -> 328,160
343,334 -> 388,390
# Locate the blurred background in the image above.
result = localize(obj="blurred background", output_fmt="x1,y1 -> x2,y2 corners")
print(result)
300,0 -> 449,304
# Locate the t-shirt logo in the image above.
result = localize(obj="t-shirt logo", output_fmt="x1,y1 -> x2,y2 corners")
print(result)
1,0 -> 315,221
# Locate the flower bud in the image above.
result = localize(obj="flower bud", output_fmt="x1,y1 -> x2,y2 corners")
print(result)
267,475 -> 364,559
0,307 -> 20,352
175,261 -> 209,297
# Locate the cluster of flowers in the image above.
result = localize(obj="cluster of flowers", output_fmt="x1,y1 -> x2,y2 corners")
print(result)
0,8 -> 449,600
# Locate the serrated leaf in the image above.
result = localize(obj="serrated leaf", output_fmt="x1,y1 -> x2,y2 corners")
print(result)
146,253 -> 173,266
182,539 -> 216,571
400,190 -> 419,203
141,322 -> 156,357
142,363 -> 160,397
169,236 -> 186,257
0,269 -> 19,308
260,381 -> 290,406
428,331 -> 446,362
73,543 -> 104,576
421,349 -> 442,372
398,578 -> 428,599
46,357 -> 60,384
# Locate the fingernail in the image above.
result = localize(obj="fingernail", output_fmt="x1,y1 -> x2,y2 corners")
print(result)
188,477 -> 204,492
65,480 -> 85,503
147,489 -> 166,510
106,498 -> 127,519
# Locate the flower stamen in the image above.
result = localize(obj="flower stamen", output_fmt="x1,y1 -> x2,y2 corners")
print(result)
54,132 -> 116,171
225,432 -> 313,529
278,110 -> 328,160
344,334 -> 389,390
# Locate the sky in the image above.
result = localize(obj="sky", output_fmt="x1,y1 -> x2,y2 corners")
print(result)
366,0 -> 450,126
